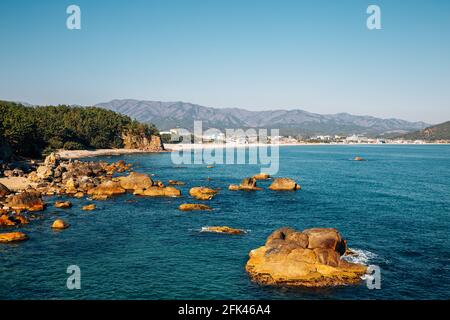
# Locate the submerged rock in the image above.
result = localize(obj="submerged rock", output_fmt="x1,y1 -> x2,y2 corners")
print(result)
179,203 -> 212,211
82,204 -> 96,211
169,180 -> 185,186
189,187 -> 218,200
201,226 -> 246,235
268,178 -> 301,191
52,219 -> 70,230
54,201 -> 72,209
245,227 -> 367,287
0,232 -> 28,243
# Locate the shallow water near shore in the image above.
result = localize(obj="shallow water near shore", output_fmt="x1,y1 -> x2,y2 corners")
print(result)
1,145 -> 449,299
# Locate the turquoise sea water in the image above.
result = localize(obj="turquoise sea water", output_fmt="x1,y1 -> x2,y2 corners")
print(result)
1,145 -> 449,299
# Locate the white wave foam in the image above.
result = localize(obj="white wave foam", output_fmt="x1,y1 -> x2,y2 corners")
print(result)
342,248 -> 378,265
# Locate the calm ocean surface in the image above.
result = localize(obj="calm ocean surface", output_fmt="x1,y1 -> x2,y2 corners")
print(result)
1,145 -> 449,299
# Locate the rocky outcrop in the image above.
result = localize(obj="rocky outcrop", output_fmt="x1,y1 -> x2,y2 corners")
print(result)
229,178 -> 262,191
122,132 -> 164,151
6,191 -> 45,212
245,227 -> 367,287
179,203 -> 212,211
118,172 -> 153,190
268,178 -> 301,191
201,226 -> 246,235
52,219 -> 70,230
189,187 -> 218,200
0,232 -> 28,243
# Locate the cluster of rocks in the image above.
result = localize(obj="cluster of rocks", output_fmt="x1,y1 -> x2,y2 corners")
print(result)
245,227 -> 367,287
0,153 -> 182,242
229,176 -> 301,192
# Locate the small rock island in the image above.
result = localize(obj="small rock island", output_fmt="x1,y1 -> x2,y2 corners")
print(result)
246,227 -> 367,287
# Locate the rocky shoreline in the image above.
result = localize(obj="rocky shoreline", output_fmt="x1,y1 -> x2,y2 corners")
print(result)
0,152 -> 369,288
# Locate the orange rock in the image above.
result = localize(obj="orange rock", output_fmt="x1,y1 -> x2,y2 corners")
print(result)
229,178 -> 262,191
268,178 -> 301,191
134,186 -> 181,197
0,214 -> 16,226
91,194 -> 109,201
245,227 -> 367,287
179,203 -> 212,211
201,226 -> 245,235
0,232 -> 28,243
54,201 -> 72,209
253,173 -> 271,180
73,192 -> 84,199
6,191 -> 45,212
189,187 -> 217,200
82,204 -> 96,211
52,219 -> 70,230
118,172 -> 153,190
87,180 -> 126,196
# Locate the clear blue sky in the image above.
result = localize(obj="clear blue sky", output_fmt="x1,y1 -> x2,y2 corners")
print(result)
1,0 -> 449,123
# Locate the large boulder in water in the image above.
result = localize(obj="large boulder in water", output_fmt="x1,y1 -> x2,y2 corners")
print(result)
6,191 -> 45,212
118,172 -> 153,190
268,178 -> 301,191
189,187 -> 218,200
52,219 -> 70,230
245,227 -> 367,287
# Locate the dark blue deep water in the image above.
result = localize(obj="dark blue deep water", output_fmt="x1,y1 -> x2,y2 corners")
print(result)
1,145 -> 449,299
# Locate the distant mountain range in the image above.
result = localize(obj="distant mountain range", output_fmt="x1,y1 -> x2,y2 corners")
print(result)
398,121 -> 450,141
96,99 -> 430,137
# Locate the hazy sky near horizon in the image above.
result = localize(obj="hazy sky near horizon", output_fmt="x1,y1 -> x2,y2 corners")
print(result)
1,0 -> 449,123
